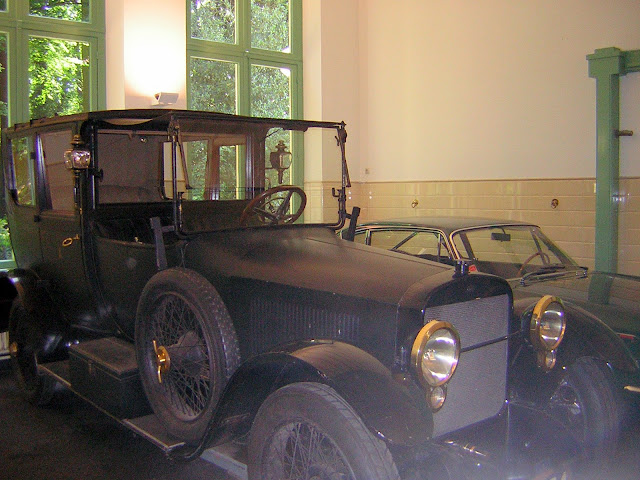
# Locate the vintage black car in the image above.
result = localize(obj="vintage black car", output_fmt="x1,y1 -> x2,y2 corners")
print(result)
0,110 -> 631,480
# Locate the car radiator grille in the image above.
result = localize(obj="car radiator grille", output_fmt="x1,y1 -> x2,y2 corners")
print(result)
423,293 -> 510,437
248,299 -> 360,355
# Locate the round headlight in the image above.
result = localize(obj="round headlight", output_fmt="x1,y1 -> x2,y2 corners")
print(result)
411,321 -> 460,387
530,295 -> 566,351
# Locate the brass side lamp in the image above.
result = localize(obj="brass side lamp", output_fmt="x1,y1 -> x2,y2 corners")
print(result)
269,140 -> 292,184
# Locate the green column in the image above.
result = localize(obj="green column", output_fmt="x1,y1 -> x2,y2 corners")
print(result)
587,48 -> 624,273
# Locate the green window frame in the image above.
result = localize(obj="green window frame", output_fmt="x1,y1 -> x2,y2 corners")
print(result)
186,0 -> 303,187
0,0 -> 106,127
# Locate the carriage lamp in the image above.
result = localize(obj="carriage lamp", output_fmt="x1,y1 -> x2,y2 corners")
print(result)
64,134 -> 91,170
269,140 -> 292,184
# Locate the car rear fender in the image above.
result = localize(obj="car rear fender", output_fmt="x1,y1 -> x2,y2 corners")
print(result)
1,268 -> 67,359
209,340 -> 433,449
0,271 -> 17,331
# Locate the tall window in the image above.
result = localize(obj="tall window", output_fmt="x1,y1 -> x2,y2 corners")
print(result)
0,0 -> 105,127
187,0 -> 301,119
0,1 -> 105,266
187,0 -> 303,188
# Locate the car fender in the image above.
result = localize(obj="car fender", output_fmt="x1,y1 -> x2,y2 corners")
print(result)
514,297 -> 637,373
0,271 -> 17,331
208,340 -> 433,449
1,268 -> 67,359
510,297 -> 639,405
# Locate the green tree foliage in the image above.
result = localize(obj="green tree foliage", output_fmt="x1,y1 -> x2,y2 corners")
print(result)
29,0 -> 89,23
0,34 -> 7,118
191,0 -> 235,44
251,0 -> 289,52
29,37 -> 89,120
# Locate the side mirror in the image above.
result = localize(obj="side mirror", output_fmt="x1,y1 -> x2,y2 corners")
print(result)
64,134 -> 91,170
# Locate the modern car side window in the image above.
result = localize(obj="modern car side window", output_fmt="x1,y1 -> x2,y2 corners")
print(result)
10,136 -> 36,206
394,231 -> 452,261
40,130 -> 76,211
352,231 -> 367,244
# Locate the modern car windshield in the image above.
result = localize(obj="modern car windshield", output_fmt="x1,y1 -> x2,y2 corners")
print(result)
95,118 -> 346,231
452,225 -> 577,278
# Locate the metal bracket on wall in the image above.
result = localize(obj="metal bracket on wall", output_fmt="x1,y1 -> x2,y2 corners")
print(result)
587,47 -> 640,273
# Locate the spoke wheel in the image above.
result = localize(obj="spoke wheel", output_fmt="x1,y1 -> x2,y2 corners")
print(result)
265,421 -> 355,480
249,383 -> 400,480
136,268 -> 240,444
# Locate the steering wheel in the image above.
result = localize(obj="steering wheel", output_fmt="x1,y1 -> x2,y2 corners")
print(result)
239,185 -> 307,226
516,251 -> 551,277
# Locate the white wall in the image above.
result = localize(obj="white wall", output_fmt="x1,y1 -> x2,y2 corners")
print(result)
104,1 -> 640,182
347,0 -> 640,182
105,0 -> 187,110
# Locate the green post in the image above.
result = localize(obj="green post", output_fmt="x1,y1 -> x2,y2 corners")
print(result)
587,48 -> 624,273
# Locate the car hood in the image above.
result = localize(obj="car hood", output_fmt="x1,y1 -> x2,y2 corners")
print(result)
183,225 -> 458,309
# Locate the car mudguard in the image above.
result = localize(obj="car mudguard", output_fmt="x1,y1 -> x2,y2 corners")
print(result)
1,268 -> 67,360
0,271 -> 17,331
510,297 -> 640,405
208,340 -> 433,449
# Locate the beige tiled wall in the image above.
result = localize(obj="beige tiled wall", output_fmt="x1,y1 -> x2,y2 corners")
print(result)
310,178 -> 640,277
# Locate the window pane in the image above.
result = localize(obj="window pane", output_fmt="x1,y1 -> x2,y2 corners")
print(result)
12,137 -> 36,206
0,33 -> 7,129
0,1 -> 6,12
251,64 -> 290,119
190,57 -> 237,114
251,0 -> 290,52
167,135 -> 244,201
264,128 -> 291,187
41,130 -> 75,211
191,0 -> 236,44
29,0 -> 90,23
29,36 -> 89,119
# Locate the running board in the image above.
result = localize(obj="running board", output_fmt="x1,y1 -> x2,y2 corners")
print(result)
39,343 -> 249,479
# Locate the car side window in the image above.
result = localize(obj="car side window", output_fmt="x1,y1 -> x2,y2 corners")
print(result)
368,229 -> 452,263
395,231 -> 452,261
10,136 -> 36,206
352,231 -> 367,244
40,130 -> 76,211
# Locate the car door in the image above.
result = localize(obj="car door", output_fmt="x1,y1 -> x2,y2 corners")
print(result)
36,129 -> 99,328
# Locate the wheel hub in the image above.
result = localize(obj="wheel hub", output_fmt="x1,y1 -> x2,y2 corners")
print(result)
152,339 -> 171,383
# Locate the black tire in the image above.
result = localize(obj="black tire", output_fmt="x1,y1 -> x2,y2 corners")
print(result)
248,382 -> 400,480
546,356 -> 621,476
8,300 -> 57,406
135,268 -> 240,444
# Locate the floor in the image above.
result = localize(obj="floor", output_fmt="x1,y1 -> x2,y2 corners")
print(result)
0,361 -> 234,480
1,360 -> 640,480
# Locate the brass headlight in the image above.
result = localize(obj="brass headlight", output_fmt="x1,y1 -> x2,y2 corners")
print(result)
530,295 -> 566,351
411,320 -> 461,387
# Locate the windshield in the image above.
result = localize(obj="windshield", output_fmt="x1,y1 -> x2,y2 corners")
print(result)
451,225 -> 578,279
94,115 -> 347,232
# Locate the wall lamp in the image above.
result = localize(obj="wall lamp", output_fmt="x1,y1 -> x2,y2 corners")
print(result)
152,92 -> 179,107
